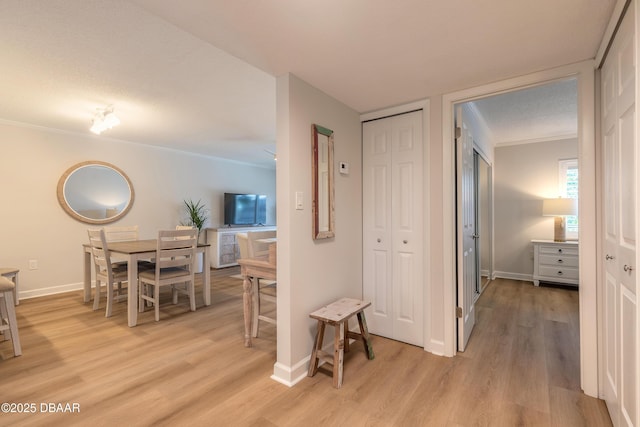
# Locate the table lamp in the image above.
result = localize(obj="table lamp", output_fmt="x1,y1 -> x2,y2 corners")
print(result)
542,197 -> 578,242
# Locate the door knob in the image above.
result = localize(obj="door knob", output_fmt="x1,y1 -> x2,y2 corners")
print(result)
624,265 -> 634,272
606,254 -> 615,260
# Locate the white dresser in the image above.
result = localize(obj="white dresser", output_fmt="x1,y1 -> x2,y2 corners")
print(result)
531,240 -> 579,287
206,226 -> 276,268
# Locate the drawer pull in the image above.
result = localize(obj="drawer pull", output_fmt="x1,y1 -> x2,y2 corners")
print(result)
377,238 -> 381,243
557,249 -> 563,253
557,271 -> 563,276
624,265 -> 634,272
557,259 -> 563,264
403,240 -> 408,244
606,254 -> 615,260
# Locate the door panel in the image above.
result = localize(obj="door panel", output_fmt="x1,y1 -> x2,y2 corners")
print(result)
363,110 -> 423,346
456,106 -> 476,352
601,3 -> 637,425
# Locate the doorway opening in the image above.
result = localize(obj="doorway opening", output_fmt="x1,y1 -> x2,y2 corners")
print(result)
441,60 -> 597,396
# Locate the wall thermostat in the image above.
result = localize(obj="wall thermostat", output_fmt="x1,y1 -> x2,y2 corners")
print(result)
339,162 -> 349,175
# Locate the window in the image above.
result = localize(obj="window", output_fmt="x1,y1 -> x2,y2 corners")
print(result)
559,159 -> 578,236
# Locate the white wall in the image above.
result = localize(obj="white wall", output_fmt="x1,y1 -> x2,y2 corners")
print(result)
493,138 -> 578,279
0,120 -> 275,298
274,74 -> 362,385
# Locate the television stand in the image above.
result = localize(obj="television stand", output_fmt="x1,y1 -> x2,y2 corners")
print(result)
205,226 -> 277,268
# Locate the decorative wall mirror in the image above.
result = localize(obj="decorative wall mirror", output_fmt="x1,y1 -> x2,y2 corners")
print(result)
57,160 -> 134,224
312,124 -> 335,239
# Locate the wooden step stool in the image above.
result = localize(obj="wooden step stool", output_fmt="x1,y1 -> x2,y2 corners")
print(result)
308,298 -> 374,388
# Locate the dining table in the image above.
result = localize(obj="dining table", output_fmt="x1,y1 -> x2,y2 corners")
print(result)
83,239 -> 211,327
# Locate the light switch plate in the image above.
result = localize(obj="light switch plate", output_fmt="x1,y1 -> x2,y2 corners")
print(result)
295,191 -> 303,210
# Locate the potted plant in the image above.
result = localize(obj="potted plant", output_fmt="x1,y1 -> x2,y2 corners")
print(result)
182,199 -> 209,272
182,199 -> 208,241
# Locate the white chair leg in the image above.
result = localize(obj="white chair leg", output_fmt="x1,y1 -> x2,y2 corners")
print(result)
105,281 -> 114,318
154,285 -> 160,322
0,294 -> 7,341
2,291 -> 21,356
93,279 -> 102,311
189,281 -> 196,312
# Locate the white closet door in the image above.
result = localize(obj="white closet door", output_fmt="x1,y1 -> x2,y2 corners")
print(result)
601,3 -> 637,426
363,110 -> 424,346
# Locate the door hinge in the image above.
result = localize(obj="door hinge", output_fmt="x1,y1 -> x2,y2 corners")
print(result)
456,306 -> 463,318
455,127 -> 462,139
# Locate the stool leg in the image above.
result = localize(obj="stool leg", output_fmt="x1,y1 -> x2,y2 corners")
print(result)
308,320 -> 325,377
333,323 -> 345,388
2,291 -> 21,356
357,312 -> 375,360
344,321 -> 350,353
12,273 -> 19,306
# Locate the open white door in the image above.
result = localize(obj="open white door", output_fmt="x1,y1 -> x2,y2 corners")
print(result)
456,105 -> 476,352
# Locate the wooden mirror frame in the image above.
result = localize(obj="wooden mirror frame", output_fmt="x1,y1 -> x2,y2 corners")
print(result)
57,160 -> 135,224
312,124 -> 335,239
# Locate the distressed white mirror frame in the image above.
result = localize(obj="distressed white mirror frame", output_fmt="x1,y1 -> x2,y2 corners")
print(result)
312,124 -> 335,239
57,160 -> 135,224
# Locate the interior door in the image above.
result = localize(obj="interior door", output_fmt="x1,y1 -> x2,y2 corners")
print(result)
456,106 -> 476,351
363,110 -> 424,346
601,3 -> 637,426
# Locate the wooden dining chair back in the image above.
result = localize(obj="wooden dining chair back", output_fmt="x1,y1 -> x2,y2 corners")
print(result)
236,233 -> 249,259
103,225 -> 139,242
242,231 -> 276,338
87,228 -> 129,317
138,228 -> 198,322
246,230 -> 276,258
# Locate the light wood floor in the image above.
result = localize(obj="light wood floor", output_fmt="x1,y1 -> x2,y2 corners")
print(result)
1,273 -> 611,426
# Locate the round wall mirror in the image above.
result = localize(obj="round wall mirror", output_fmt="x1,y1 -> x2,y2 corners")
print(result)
57,160 -> 134,224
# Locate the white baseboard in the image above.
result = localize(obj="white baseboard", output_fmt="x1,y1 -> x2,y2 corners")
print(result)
271,357 -> 310,387
19,282 -> 84,301
493,271 -> 534,283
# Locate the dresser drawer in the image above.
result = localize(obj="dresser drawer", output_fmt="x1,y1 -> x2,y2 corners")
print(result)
539,245 -> 578,256
538,266 -> 579,280
539,254 -> 579,268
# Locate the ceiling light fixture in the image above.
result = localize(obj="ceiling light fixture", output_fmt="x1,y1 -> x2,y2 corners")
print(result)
90,105 -> 120,135
264,149 -> 277,161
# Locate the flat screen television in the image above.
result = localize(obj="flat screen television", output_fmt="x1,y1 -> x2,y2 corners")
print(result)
223,193 -> 267,226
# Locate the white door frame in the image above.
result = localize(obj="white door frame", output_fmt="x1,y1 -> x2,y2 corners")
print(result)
441,60 -> 598,397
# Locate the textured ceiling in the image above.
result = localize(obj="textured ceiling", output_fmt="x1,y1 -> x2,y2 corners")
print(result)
470,78 -> 578,146
0,0 -> 616,164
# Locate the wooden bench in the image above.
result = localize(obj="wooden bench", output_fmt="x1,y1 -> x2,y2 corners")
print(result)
308,298 -> 374,388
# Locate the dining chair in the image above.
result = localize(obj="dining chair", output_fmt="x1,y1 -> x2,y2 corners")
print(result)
246,230 -> 276,258
238,232 -> 276,337
0,267 -> 19,305
138,228 -> 198,322
87,228 -> 129,317
103,225 -> 139,242
0,276 -> 21,356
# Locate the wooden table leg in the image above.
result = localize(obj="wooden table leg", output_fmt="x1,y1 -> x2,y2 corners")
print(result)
333,323 -> 345,388
243,274 -> 254,347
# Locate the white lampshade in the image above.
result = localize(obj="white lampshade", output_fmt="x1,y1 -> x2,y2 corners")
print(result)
542,198 -> 577,217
